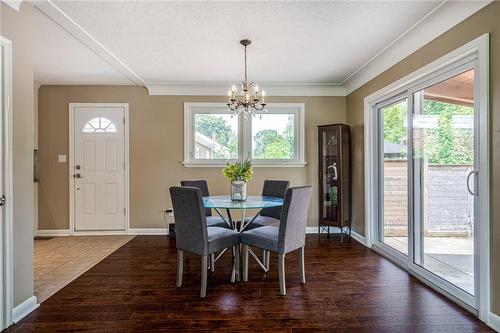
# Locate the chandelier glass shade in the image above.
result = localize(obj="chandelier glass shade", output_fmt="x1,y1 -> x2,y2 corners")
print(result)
226,39 -> 266,118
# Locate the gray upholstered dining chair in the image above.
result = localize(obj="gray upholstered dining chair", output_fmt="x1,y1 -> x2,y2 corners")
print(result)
241,186 -> 312,295
180,180 -> 229,272
246,180 -> 290,229
180,180 -> 228,228
245,180 -> 289,269
169,186 -> 240,298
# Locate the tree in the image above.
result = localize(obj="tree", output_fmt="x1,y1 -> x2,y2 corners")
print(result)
383,104 -> 406,145
423,100 -> 473,165
253,115 -> 295,159
382,99 -> 474,165
195,115 -> 237,158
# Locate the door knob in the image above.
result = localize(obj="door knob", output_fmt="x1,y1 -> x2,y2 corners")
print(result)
74,173 -> 83,178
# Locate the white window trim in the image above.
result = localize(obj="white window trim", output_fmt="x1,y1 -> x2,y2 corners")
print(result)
183,102 -> 306,167
363,34 -> 489,322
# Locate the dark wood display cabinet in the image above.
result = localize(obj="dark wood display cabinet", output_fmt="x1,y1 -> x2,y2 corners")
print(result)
318,124 -> 351,241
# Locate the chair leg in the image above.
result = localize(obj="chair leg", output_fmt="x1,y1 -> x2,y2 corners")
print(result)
261,250 -> 267,268
231,245 -> 238,283
265,250 -> 271,270
235,245 -> 241,281
279,253 -> 286,295
200,255 -> 208,298
242,244 -> 249,282
299,247 -> 305,284
176,249 -> 183,288
210,253 -> 215,272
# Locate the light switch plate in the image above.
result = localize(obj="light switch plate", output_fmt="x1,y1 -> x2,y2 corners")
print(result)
57,155 -> 67,163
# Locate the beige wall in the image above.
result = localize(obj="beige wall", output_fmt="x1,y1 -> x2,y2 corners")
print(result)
346,2 -> 500,316
37,86 -> 346,231
1,2 -> 35,307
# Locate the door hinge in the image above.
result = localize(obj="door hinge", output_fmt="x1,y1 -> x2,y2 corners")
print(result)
123,117 -> 125,125
124,208 -> 126,215
0,195 -> 6,207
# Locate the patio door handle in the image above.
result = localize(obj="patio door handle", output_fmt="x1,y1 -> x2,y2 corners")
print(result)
467,170 -> 478,196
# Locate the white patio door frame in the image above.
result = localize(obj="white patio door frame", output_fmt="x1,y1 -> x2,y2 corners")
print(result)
0,36 -> 14,331
69,103 -> 130,235
364,34 -> 490,321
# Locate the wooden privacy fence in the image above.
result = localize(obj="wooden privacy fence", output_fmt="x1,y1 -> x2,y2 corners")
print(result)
383,160 -> 473,237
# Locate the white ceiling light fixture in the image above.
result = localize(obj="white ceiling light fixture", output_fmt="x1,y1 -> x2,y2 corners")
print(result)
227,39 -> 266,118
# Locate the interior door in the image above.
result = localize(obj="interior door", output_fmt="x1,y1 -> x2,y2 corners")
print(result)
73,106 -> 125,231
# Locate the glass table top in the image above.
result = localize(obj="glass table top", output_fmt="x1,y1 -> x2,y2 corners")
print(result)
203,195 -> 284,209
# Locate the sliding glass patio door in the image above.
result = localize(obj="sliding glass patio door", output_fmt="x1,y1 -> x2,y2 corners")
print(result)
373,61 -> 480,308
411,67 -> 477,300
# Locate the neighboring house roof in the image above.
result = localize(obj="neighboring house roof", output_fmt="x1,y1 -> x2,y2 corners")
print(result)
384,141 -> 406,155
195,132 -> 230,153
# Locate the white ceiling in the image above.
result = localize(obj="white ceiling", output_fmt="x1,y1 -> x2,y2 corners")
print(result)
33,7 -> 131,85
32,0 -> 490,93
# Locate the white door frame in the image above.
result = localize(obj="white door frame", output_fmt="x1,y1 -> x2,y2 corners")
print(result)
68,103 -> 130,235
0,36 -> 14,330
363,34 -> 490,321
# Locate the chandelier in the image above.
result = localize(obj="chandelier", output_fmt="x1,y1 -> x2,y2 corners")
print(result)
227,39 -> 266,118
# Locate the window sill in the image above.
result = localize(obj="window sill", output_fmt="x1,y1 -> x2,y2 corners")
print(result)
182,161 -> 307,168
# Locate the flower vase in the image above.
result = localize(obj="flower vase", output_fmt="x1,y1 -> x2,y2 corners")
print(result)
231,179 -> 247,202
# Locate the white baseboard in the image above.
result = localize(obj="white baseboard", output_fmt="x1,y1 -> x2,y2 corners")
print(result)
351,230 -> 366,245
128,228 -> 168,235
36,228 -> 170,236
35,229 -> 70,237
489,311 -> 500,332
73,230 -> 128,236
13,296 -> 39,323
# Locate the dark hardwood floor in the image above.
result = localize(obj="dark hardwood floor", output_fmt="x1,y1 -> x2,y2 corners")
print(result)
7,235 -> 492,332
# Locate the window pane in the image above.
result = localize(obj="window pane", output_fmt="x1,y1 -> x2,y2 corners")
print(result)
252,114 -> 295,159
81,117 -> 117,133
413,69 -> 475,295
380,100 -> 409,256
194,113 -> 238,159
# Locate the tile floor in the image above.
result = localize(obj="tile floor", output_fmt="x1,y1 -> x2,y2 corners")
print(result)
34,235 -> 134,303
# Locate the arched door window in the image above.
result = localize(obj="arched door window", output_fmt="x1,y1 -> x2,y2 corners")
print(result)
81,117 -> 117,133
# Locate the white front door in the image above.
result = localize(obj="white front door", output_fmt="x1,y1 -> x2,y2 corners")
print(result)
73,105 -> 126,231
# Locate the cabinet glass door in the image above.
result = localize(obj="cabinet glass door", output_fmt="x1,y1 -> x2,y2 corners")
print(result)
321,127 -> 339,224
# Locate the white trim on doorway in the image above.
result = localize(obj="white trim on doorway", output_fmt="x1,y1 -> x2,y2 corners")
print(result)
363,34 -> 490,322
68,103 -> 130,235
0,36 -> 14,331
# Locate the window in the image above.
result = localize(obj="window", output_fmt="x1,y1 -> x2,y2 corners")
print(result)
194,113 -> 238,159
251,113 -> 295,160
81,117 -> 117,133
184,103 -> 305,167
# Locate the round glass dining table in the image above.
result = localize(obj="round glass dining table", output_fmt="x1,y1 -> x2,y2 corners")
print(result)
203,195 -> 284,279
203,195 -> 284,232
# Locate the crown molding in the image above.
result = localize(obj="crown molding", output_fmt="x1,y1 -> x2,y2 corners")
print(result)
1,0 -> 22,11
32,0 -> 146,86
343,0 -> 492,95
146,83 -> 346,96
